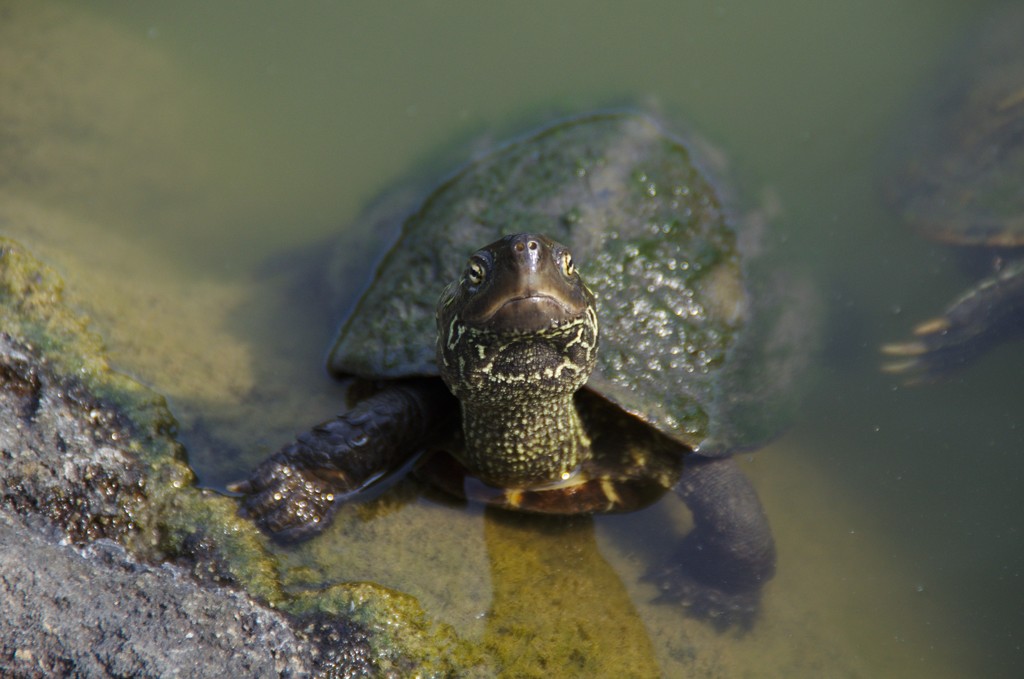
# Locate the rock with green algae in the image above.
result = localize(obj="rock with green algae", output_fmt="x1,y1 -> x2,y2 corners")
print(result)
0,237 -> 265,579
0,237 -> 479,677
290,582 -> 487,677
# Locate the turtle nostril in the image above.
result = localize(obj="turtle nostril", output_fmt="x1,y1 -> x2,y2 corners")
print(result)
528,240 -> 538,250
514,241 -> 525,252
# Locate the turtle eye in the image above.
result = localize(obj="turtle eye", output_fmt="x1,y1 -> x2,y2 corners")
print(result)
466,257 -> 486,286
561,250 -> 575,277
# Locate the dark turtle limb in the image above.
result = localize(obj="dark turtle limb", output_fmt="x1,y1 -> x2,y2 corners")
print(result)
649,455 -> 775,630
882,258 -> 1024,381
229,380 -> 456,542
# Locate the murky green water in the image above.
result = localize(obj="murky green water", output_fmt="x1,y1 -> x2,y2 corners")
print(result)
5,0 -> 1022,675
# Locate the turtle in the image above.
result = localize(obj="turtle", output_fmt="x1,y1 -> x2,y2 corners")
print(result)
230,112 -> 815,626
881,5 -> 1024,381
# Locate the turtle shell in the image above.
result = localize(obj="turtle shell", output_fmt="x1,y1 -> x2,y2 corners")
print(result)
329,113 -> 808,453
889,5 -> 1024,247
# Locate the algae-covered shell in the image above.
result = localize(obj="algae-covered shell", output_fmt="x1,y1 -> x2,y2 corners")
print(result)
888,7 -> 1024,247
329,113 -> 806,452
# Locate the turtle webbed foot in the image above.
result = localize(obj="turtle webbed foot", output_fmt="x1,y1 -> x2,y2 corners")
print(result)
646,532 -> 771,631
228,454 -> 348,543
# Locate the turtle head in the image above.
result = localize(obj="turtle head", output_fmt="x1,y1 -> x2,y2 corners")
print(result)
436,233 -> 599,405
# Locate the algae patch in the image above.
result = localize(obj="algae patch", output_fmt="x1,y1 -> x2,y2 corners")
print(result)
290,581 -> 485,677
481,511 -> 662,677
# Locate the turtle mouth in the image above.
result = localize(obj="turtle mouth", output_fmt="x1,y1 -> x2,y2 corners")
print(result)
484,293 -> 580,332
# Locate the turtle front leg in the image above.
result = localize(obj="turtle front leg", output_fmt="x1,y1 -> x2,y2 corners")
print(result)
228,381 -> 456,542
882,258 -> 1024,382
651,455 -> 775,630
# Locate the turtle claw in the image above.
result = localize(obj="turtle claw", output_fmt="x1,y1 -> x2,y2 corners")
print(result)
224,479 -> 253,494
913,316 -> 952,336
879,340 -> 929,358
879,340 -> 934,383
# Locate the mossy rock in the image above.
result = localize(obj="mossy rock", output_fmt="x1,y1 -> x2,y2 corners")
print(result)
0,236 -> 479,675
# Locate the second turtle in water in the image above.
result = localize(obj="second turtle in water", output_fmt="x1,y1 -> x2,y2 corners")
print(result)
882,6 -> 1024,380
232,113 -> 814,626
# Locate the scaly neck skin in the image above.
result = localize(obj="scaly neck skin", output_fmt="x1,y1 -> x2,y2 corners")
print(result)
459,390 -> 591,489
434,235 -> 600,489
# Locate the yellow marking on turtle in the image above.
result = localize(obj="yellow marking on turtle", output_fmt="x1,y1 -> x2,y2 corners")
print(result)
543,357 -> 583,380
563,312 -> 597,350
629,447 -> 649,467
600,478 -> 621,508
446,316 -> 465,351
